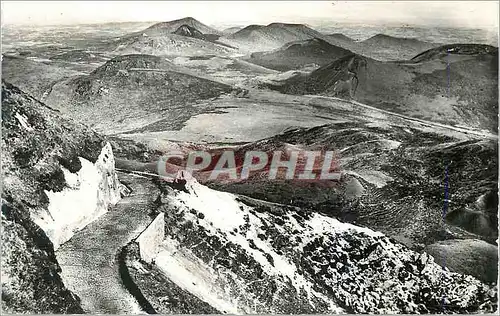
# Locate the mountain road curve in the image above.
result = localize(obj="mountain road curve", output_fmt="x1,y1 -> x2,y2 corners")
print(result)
306,95 -> 498,140
55,172 -> 161,314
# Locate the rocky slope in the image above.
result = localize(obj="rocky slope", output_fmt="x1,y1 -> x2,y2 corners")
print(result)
44,54 -> 232,134
270,44 -> 498,132
127,174 -> 497,313
1,81 -> 124,312
246,38 -> 353,71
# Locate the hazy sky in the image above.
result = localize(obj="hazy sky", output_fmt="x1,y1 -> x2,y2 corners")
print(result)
1,1 -> 498,29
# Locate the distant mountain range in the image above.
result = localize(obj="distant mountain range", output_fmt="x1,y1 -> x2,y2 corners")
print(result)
95,17 -> 470,61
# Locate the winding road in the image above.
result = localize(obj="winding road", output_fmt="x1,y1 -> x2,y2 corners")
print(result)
308,95 -> 498,140
55,172 -> 160,314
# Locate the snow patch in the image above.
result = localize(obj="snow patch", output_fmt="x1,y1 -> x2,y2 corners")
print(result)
34,143 -> 124,249
306,212 -> 383,239
15,112 -> 33,131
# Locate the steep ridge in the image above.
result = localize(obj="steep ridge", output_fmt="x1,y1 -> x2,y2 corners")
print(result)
270,44 -> 498,132
1,81 -> 123,313
247,38 -> 353,71
44,54 -> 232,134
173,24 -> 205,38
127,174 -> 497,313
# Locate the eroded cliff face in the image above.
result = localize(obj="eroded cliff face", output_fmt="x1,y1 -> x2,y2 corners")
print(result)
1,80 -> 123,312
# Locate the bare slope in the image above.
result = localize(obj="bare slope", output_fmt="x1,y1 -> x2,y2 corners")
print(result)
222,26 -> 244,35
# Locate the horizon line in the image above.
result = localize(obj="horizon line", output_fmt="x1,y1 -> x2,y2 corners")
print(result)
2,17 -> 497,31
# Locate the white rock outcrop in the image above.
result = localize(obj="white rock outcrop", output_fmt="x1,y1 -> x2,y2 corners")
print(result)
34,142 -> 125,249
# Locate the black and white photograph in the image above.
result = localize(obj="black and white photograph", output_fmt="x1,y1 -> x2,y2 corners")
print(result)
1,0 -> 499,314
